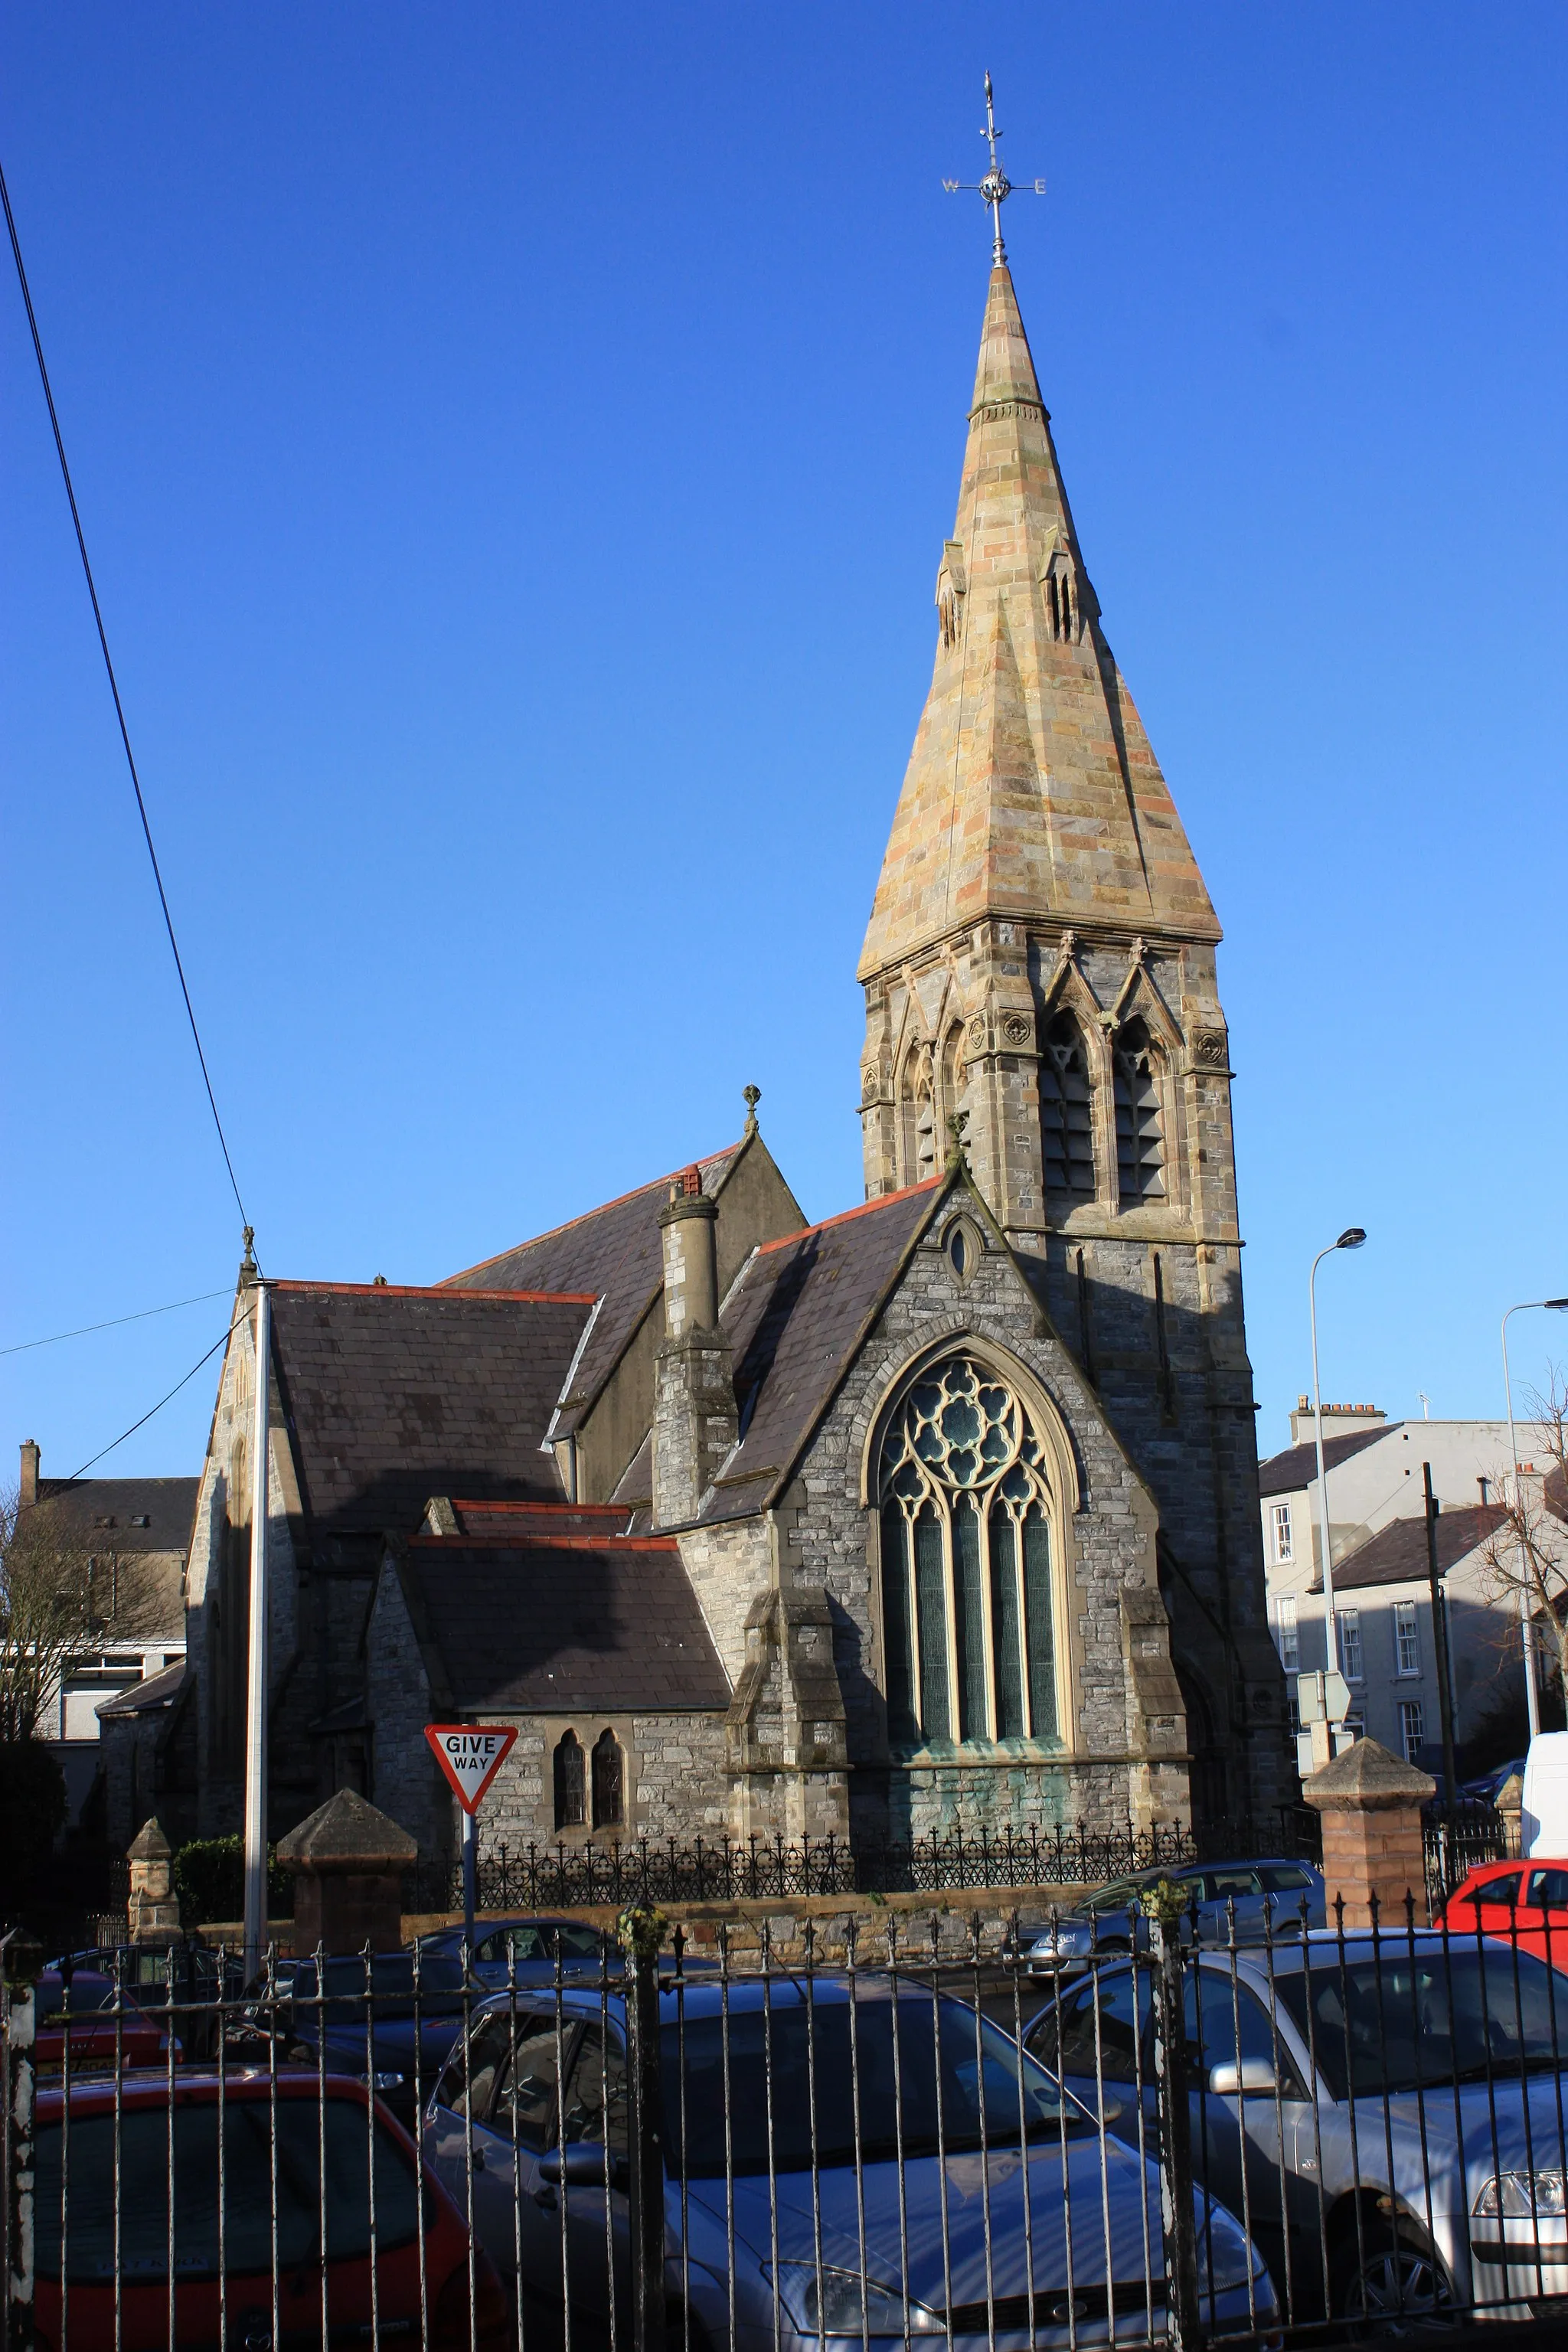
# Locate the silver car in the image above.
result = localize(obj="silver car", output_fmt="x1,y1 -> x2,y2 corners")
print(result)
423,1975 -> 1278,2347
1026,1929 -> 1568,2327
1021,1860 -> 1325,1976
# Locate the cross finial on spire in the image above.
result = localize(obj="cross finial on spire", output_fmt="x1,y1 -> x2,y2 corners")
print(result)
942,73 -> 1044,264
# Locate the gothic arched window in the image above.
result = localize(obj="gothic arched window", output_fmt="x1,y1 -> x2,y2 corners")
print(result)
553,1730 -> 586,1830
1113,1019 -> 1166,1204
1040,1013 -> 1096,1204
899,1044 -> 936,1185
590,1730 -> 623,1830
878,1355 -> 1060,1749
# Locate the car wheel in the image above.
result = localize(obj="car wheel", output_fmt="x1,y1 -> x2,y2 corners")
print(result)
1334,2225 -> 1455,2337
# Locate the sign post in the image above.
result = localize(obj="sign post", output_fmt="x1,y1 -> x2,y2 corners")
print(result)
423,1724 -> 518,1952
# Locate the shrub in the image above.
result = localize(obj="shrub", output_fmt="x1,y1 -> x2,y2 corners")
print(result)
172,1835 -> 291,1925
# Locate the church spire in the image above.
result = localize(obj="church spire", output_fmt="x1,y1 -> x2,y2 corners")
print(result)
858,254 -> 1218,986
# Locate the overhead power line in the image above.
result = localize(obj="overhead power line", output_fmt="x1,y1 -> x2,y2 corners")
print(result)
0,1288 -> 231,1359
0,154 -> 250,1235
68,1315 -> 244,1479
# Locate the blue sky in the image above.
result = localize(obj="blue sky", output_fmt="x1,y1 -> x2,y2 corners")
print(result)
3,3 -> 1565,1482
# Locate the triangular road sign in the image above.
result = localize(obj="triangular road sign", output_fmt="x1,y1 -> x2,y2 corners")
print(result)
424,1723 -> 518,1815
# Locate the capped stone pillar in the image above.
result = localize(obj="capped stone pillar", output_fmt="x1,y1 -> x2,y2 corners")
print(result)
126,1816 -> 181,1944
276,1788 -> 416,1955
653,1170 -> 738,1527
1302,1738 -> 1436,1930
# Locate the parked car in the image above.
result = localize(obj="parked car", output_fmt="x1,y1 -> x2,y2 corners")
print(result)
1025,1929 -> 1568,2326
416,1913 -> 617,1988
31,2068 -> 508,2350
423,1975 -> 1277,2348
32,1969 -> 174,2073
1462,1758 -> 1527,1805
230,1951 -> 476,2128
1021,1859 -> 1325,1975
1434,1859 -> 1568,1970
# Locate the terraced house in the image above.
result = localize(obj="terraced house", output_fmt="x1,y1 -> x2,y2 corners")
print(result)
181,247 -> 1291,1868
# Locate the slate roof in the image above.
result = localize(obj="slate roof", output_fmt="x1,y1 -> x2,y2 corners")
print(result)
611,1178 -> 946,1523
1257,1424 -> 1399,1499
31,1476 -> 200,1554
449,1500 -> 640,1542
1308,1501 -> 1508,1593
97,1658 -> 188,1718
403,1536 -> 730,1711
439,1144 -> 744,1442
270,1282 -> 595,1539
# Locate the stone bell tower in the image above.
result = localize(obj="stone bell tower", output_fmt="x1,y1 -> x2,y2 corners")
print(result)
856,214 -> 1290,1824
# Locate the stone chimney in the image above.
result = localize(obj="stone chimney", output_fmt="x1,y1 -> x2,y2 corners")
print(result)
653,1168 -> 738,1527
19,1439 -> 39,1508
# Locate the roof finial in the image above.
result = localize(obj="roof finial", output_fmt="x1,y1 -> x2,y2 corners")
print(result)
742,1083 -> 761,1138
240,1225 -> 257,1283
942,73 -> 1044,265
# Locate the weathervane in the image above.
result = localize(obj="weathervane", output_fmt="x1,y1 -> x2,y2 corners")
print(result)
942,73 -> 1044,263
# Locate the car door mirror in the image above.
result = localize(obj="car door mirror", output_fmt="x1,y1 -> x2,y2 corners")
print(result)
1208,2059 -> 1276,2096
537,2142 -> 629,2190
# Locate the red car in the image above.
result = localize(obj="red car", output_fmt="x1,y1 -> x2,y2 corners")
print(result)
1433,1857 -> 1568,1970
33,1970 -> 170,2073
31,2069 -> 509,2350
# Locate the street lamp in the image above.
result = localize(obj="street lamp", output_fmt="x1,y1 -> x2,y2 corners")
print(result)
1310,1228 -> 1367,1689
1501,1295 -> 1568,1742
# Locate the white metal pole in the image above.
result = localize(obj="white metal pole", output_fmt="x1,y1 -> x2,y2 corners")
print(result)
1503,1304 -> 1542,1742
243,1279 -> 272,1981
1309,1246 -> 1341,1684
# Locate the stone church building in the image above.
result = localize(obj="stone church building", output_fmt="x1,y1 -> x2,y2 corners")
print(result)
183,252 -> 1291,1867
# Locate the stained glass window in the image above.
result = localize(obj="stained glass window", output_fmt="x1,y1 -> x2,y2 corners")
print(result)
877,1355 -> 1061,1747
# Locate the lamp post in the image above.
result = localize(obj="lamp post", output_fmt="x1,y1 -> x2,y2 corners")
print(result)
1501,1296 -> 1568,1743
1309,1228 -> 1367,1692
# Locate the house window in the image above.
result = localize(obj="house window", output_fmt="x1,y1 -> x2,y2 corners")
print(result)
1400,1700 -> 1426,1765
1040,1014 -> 1096,1203
879,1354 -> 1060,1747
1287,1696 -> 1302,1739
553,1730 -> 585,1830
1394,1600 -> 1420,1677
1271,1502 -> 1293,1564
1112,1021 -> 1165,1204
1336,1608 -> 1363,1684
1276,1595 -> 1299,1672
590,1730 -> 623,1830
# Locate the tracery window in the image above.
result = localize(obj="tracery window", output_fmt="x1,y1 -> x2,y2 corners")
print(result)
1040,1013 -> 1096,1203
1112,1019 -> 1166,1204
878,1355 -> 1060,1748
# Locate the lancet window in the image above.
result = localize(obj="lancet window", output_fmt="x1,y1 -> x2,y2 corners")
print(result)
1113,1020 -> 1166,1204
553,1730 -> 586,1829
878,1355 -> 1060,1749
1040,1013 -> 1096,1203
590,1730 -> 623,1829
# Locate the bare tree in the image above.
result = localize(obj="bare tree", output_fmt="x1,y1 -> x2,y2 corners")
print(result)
0,1483 -> 165,1743
1475,1370 -> 1568,1692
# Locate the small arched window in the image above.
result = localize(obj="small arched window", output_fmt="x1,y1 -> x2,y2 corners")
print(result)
553,1730 -> 586,1830
878,1355 -> 1060,1749
1040,1014 -> 1096,1203
590,1730 -> 623,1830
1113,1019 -> 1166,1204
900,1044 -> 937,1185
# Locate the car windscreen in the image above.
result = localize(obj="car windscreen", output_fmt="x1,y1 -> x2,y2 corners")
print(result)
1276,1946 -> 1568,2099
33,2100 -> 425,2282
1075,1876 -> 1163,1918
660,1994 -> 1083,2177
283,1954 -> 469,2016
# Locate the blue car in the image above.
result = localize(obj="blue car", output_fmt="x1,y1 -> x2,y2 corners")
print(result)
423,1975 -> 1276,2348
1022,1858 -> 1325,1975
416,1915 -> 616,1989
234,1951 -> 477,2128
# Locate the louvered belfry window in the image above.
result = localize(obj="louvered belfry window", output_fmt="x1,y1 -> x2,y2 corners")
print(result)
1112,1019 -> 1166,1203
878,1356 -> 1059,1748
1040,1014 -> 1096,1202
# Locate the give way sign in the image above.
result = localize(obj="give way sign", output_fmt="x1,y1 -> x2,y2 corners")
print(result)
424,1723 -> 518,1815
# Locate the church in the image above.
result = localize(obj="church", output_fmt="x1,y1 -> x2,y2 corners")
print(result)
181,236 -> 1292,1870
